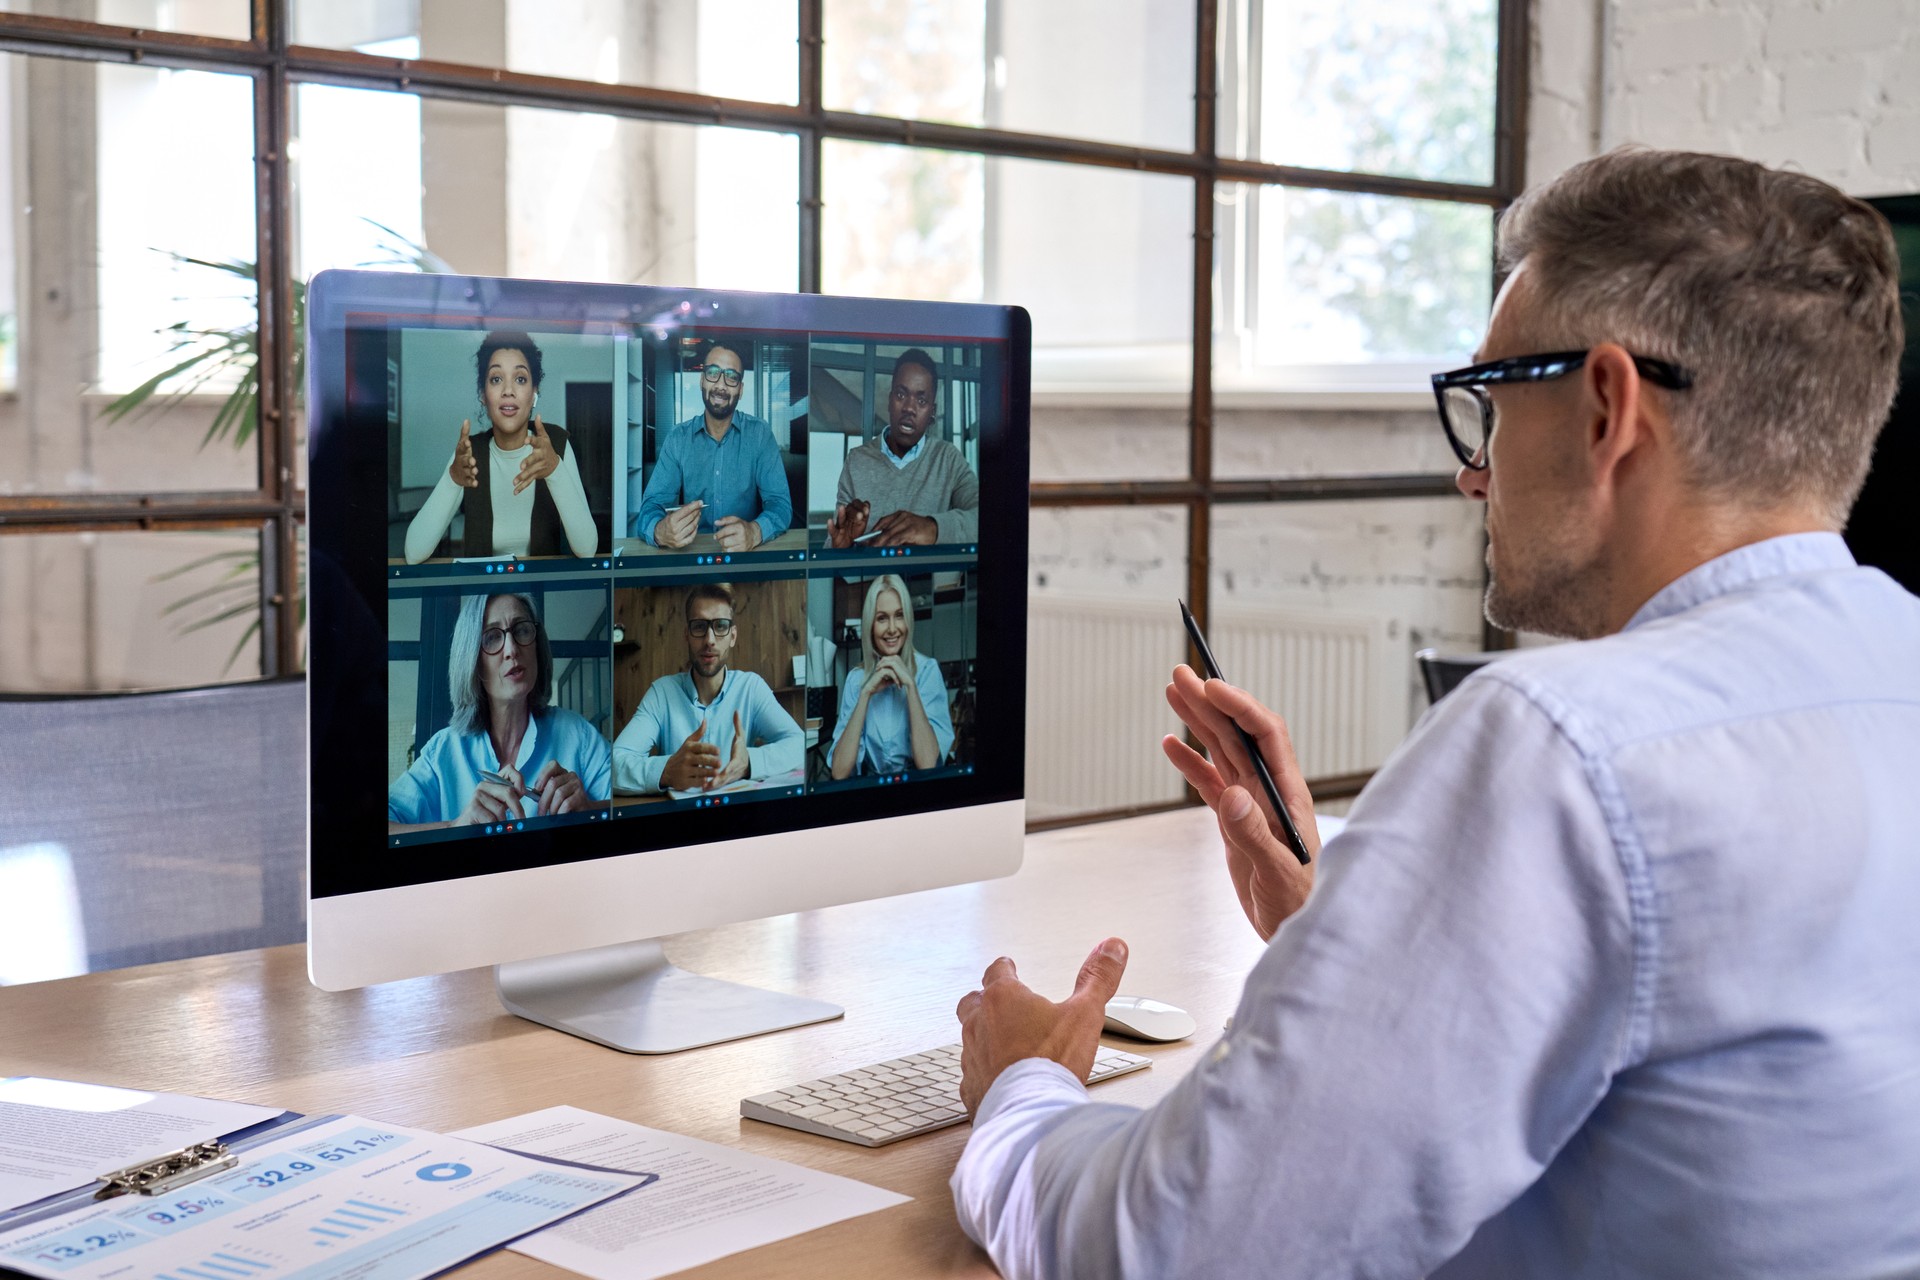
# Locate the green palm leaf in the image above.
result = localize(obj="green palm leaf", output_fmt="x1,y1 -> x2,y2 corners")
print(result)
123,223 -> 443,671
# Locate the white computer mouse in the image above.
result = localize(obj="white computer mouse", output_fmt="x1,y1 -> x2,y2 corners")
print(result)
1103,995 -> 1197,1043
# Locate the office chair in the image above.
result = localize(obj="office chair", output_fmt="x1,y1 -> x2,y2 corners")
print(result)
1415,648 -> 1502,706
0,677 -> 306,981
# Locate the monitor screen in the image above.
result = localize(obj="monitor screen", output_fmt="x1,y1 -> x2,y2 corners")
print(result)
306,272 -> 1029,1003
1853,195 -> 1919,595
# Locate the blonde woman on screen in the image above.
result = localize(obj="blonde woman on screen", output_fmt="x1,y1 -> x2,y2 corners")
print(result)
827,574 -> 955,779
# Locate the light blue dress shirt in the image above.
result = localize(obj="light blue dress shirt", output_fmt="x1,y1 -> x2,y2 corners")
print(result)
877,431 -> 926,469
633,411 -> 792,545
610,669 -> 803,794
388,706 -> 612,823
829,651 -> 956,775
952,533 -> 1920,1279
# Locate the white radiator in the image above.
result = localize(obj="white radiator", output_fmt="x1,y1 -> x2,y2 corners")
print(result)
1026,596 -> 1401,821
1209,604 -> 1401,778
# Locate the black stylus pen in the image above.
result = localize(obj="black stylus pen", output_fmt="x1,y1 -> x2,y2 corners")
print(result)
1178,600 -> 1312,866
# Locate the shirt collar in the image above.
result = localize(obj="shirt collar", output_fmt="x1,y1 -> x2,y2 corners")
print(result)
682,668 -> 731,708
485,707 -> 541,772
687,411 -> 758,442
880,432 -> 926,469
1625,532 -> 1856,631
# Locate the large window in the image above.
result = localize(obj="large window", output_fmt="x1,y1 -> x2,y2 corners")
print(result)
0,0 -> 1523,826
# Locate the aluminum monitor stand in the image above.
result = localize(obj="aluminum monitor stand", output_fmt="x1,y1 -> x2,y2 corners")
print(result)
496,939 -> 842,1054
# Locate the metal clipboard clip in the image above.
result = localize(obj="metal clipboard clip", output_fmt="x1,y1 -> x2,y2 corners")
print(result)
94,1141 -> 238,1200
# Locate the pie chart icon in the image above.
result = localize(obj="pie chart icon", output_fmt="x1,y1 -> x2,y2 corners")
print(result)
416,1162 -> 472,1182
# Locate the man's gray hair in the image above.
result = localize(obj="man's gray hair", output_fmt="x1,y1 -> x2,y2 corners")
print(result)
447,593 -> 552,736
1497,147 -> 1903,523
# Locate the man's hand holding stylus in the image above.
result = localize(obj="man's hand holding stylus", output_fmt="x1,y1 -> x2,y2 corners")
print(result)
1163,664 -> 1319,940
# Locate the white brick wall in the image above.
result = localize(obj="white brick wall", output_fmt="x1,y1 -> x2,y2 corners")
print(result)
1533,0 -> 1920,194
1027,410 -> 1487,780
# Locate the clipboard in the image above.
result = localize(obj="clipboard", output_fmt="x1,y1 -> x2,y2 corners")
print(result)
0,1111 -> 323,1233
0,1113 -> 656,1280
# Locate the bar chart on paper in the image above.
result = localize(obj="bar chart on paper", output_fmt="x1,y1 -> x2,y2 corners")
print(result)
306,1196 -> 410,1244
0,1117 -> 647,1280
159,1246 -> 279,1280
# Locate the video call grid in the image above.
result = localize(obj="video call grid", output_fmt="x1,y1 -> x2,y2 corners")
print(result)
376,317 -> 991,849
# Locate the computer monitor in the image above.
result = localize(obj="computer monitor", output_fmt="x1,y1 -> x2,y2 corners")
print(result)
1852,195 -> 1919,595
305,271 -> 1030,1052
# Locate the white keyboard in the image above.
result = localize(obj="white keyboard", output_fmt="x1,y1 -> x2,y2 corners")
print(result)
741,1042 -> 1153,1147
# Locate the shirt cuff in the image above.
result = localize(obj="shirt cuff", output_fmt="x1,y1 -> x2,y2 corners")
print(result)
613,748 -> 666,794
950,1059 -> 1093,1273
976,1057 -> 1089,1128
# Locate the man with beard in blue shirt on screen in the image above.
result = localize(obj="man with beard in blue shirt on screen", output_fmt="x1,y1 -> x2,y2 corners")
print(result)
636,340 -> 792,554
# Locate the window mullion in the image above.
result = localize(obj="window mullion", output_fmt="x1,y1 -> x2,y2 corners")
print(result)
255,2 -> 296,674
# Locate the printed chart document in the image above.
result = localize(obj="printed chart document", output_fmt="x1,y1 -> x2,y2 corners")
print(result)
0,1077 -> 284,1215
453,1106 -> 908,1280
0,1114 -> 646,1280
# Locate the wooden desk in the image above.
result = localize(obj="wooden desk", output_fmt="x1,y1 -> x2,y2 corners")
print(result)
0,807 -> 1264,1279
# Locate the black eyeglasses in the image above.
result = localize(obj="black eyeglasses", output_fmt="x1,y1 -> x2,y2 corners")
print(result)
1432,350 -> 1694,470
686,618 -> 735,638
701,364 -> 743,387
481,619 -> 538,655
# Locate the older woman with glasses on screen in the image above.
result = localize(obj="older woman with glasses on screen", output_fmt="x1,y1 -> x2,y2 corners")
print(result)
631,338 -> 793,552
828,574 -> 955,780
388,593 -> 611,830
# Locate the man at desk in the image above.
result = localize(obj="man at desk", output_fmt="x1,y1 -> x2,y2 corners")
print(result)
950,149 -> 1920,1277
826,349 -> 979,548
635,340 -> 793,554
612,583 -> 804,795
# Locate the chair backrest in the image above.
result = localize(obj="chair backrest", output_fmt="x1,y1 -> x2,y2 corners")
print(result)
0,678 -> 306,979
1415,648 -> 1502,706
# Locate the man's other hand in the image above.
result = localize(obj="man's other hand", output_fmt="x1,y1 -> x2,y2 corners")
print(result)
661,717 -> 720,791
657,501 -> 703,549
827,500 -> 870,548
709,710 -> 750,789
956,938 -> 1128,1117
1163,664 -> 1318,940
872,510 -> 938,547
714,516 -> 762,553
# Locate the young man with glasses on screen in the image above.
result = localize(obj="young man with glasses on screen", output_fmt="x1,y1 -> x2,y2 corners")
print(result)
611,583 -> 803,796
635,340 -> 794,553
826,348 -> 980,549
948,149 -> 1920,1277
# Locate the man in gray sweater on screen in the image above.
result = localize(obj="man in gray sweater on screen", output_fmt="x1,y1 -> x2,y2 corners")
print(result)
826,348 -> 980,548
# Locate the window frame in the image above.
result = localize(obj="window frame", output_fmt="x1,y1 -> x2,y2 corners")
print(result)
0,0 -> 1525,821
